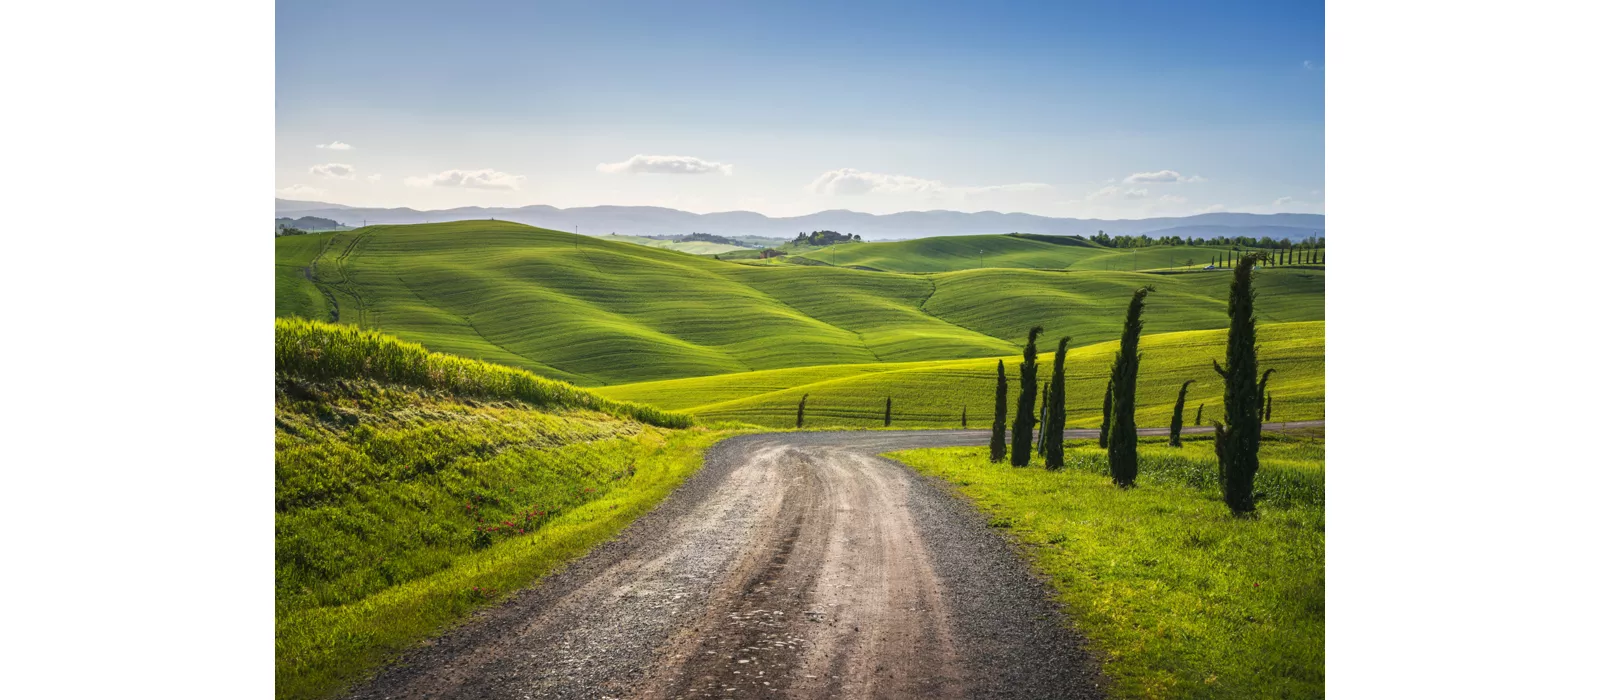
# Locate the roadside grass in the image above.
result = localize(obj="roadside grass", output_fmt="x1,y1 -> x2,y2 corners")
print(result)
597,321 -> 1324,430
888,433 -> 1324,699
276,221 -> 1322,385
276,322 -> 729,699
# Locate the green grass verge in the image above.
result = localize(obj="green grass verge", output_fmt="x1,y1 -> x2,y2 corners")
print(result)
597,321 -> 1324,429
888,433 -> 1324,699
275,221 -> 1322,385
275,320 -> 722,698
275,377 -> 735,700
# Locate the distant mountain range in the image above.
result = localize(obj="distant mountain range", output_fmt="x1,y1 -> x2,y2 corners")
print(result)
274,199 -> 1326,241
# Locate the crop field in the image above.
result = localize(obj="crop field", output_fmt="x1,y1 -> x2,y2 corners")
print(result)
596,321 -> 1324,429
275,320 -> 730,699
890,431 -> 1325,699
275,221 -> 1323,386
789,233 -> 1291,273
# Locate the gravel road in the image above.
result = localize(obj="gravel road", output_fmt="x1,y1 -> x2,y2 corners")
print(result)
345,422 -> 1322,700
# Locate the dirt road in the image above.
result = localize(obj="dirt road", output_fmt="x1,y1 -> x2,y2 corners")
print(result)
347,422 -> 1322,700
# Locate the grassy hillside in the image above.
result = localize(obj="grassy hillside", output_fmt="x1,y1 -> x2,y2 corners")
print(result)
275,232 -> 337,321
275,320 -> 720,699
790,233 -> 1270,273
596,321 -> 1325,429
893,432 -> 1323,699
276,221 -> 1323,386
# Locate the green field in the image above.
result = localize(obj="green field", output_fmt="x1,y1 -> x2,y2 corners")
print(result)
275,320 -> 727,699
790,233 -> 1281,273
596,321 -> 1324,428
891,432 -> 1324,699
275,221 -> 1323,387
597,232 -> 749,255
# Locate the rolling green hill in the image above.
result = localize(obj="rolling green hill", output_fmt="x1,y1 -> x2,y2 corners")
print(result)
595,321 -> 1325,429
790,233 -> 1266,273
275,221 -> 1323,386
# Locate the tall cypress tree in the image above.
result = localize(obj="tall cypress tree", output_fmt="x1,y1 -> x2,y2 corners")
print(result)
1213,253 -> 1276,515
961,405 -> 968,429
1108,286 -> 1153,487
1045,336 -> 1070,469
796,393 -> 807,429
1036,381 -> 1050,456
1010,326 -> 1044,466
989,360 -> 1008,463
1264,392 -> 1274,423
884,396 -> 892,427
1098,376 -> 1113,448
1195,403 -> 1204,426
1169,379 -> 1195,447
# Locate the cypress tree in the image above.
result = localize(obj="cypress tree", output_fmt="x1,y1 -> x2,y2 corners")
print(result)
1045,336 -> 1070,469
1010,326 -> 1044,467
1169,379 -> 1195,447
1107,286 -> 1153,487
1195,403 -> 1204,426
1098,376 -> 1113,448
1265,392 -> 1274,423
1036,381 -> 1050,456
884,396 -> 892,427
796,393 -> 807,429
989,360 -> 1008,463
961,405 -> 968,429
1212,253 -> 1276,515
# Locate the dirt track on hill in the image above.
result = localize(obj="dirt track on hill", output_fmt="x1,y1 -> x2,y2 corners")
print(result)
345,422 -> 1322,700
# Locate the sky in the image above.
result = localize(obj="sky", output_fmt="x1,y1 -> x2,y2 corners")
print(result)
276,0 -> 1324,218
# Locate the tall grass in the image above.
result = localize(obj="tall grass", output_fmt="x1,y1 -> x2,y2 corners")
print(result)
275,318 -> 692,428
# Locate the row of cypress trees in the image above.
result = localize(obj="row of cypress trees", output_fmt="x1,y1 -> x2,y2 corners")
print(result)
984,253 -> 1275,515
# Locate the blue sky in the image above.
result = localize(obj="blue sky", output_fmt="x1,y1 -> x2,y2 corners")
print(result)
276,0 -> 1324,217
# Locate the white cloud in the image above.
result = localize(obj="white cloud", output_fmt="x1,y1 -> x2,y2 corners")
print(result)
1159,194 -> 1189,206
366,173 -> 383,182
809,168 -> 943,195
310,163 -> 356,179
1122,169 -> 1204,184
1088,185 -> 1150,201
597,154 -> 732,175
404,168 -> 526,190
316,141 -> 353,150
276,184 -> 327,199
806,168 -> 1052,201
1198,203 -> 1227,213
1273,196 -> 1295,206
1303,60 -> 1320,70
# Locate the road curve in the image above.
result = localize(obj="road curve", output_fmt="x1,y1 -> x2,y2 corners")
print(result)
345,422 -> 1322,700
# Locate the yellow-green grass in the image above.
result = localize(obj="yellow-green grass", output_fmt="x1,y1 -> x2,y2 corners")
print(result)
275,322 -> 733,699
276,221 -> 1323,386
276,318 -> 691,429
791,233 -> 1268,273
889,433 -> 1324,699
596,321 -> 1324,429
